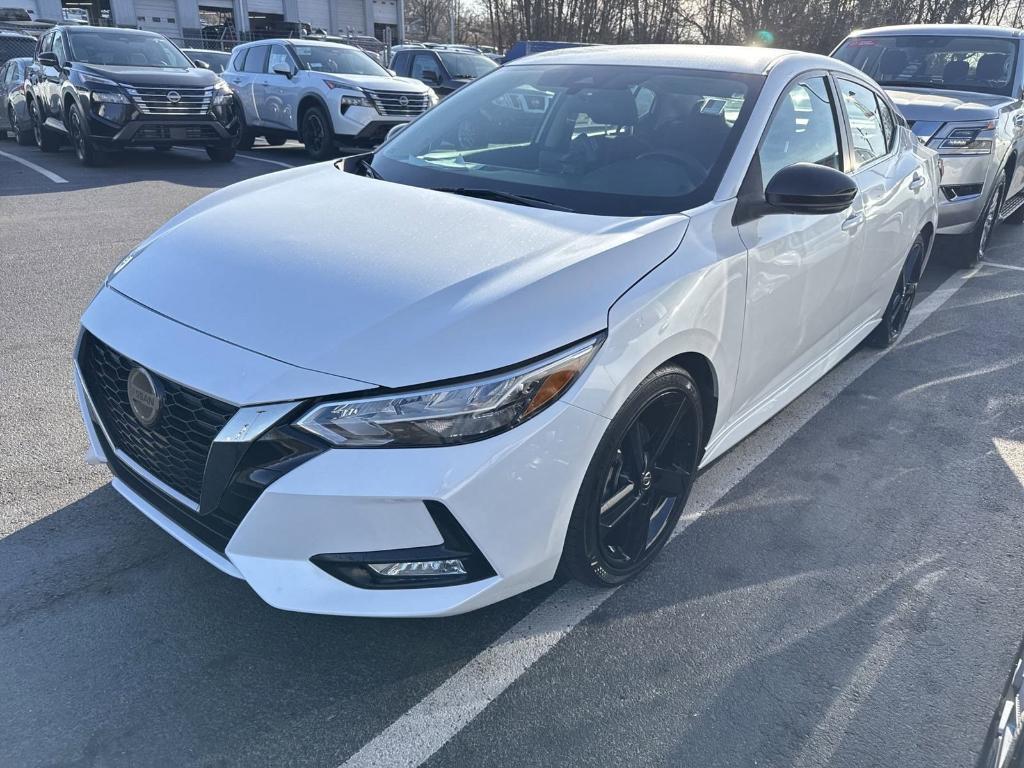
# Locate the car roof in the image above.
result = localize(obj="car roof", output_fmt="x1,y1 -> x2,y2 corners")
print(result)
237,37 -> 358,51
504,44 -> 832,75
846,23 -> 1024,39
62,24 -> 165,37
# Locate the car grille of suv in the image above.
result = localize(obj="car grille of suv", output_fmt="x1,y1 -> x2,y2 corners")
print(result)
78,332 -> 236,505
364,88 -> 431,117
125,85 -> 214,116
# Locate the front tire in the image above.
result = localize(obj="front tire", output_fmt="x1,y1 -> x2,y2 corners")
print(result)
68,102 -> 106,166
30,99 -> 60,152
866,234 -> 924,349
300,106 -> 333,161
206,144 -> 236,163
958,176 -> 1005,268
12,107 -> 34,146
561,365 -> 703,587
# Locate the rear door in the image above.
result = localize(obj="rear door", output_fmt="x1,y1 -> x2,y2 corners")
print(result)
241,44 -> 270,126
834,76 -> 921,331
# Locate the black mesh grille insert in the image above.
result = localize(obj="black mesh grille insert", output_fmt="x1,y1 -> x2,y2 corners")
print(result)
78,332 -> 236,504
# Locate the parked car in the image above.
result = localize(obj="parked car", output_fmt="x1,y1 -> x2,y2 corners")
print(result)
833,25 -> 1024,266
61,7 -> 89,23
0,55 -> 32,142
222,38 -> 436,159
0,27 -> 35,60
181,47 -> 229,74
390,45 -> 497,96
75,45 -> 939,617
0,7 -> 53,38
25,25 -> 241,164
504,40 -> 596,61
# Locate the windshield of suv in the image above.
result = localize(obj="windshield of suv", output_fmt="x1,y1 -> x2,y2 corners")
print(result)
833,34 -> 1019,97
293,44 -> 388,77
371,63 -> 759,216
67,30 -> 194,68
437,50 -> 497,79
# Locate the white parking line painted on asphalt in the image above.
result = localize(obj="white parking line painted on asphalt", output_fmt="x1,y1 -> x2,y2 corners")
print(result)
174,146 -> 294,168
340,268 -> 978,768
983,261 -> 1024,273
0,150 -> 68,184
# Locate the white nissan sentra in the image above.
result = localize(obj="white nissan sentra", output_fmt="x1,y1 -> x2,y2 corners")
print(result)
75,46 -> 940,617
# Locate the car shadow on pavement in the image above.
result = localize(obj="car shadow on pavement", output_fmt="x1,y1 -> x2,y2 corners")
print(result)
0,481 -> 559,767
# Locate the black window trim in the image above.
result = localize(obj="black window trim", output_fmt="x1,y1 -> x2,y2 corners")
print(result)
831,73 -> 900,173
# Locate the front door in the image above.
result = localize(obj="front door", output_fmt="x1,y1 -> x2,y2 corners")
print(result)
733,73 -> 865,420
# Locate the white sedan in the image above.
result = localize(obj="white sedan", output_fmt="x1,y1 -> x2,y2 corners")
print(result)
75,45 -> 940,617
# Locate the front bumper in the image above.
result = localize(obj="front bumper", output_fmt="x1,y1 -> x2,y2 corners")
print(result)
76,288 -> 609,617
935,153 -> 997,235
85,101 -> 240,148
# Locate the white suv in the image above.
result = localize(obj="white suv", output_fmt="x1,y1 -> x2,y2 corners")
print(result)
223,38 -> 437,159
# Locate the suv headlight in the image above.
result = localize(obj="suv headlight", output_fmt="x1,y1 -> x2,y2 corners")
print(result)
935,122 -> 995,155
426,88 -> 439,106
295,337 -> 602,447
212,80 -> 233,105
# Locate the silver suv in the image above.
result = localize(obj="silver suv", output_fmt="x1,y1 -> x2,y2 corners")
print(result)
834,24 -> 1024,266
223,39 -> 437,160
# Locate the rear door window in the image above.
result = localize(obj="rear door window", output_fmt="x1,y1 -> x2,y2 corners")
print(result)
242,45 -> 269,74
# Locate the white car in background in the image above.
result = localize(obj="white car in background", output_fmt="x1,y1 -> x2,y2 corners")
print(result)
75,45 -> 939,617
222,38 -> 437,159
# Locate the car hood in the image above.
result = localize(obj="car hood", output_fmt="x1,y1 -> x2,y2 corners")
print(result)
75,63 -> 220,87
319,72 -> 427,93
884,87 -> 1010,123
110,164 -> 688,389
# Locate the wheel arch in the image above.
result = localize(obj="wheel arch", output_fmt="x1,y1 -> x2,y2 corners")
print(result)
663,351 -> 719,454
910,220 -> 934,282
297,93 -> 331,129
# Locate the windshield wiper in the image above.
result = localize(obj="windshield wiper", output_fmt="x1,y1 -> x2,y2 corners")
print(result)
434,187 -> 573,212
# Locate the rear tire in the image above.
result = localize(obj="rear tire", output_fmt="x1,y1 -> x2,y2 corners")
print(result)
866,234 -> 924,349
12,106 -> 34,146
30,99 -> 60,152
957,175 -> 1005,268
300,105 -> 334,161
561,365 -> 703,587
206,144 -> 236,162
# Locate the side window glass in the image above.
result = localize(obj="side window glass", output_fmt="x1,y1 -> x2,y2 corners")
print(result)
267,44 -> 290,73
40,31 -> 53,54
0,64 -> 8,84
242,45 -> 268,74
633,85 -> 655,119
391,52 -> 407,74
878,97 -> 896,151
411,53 -> 437,81
53,34 -> 66,65
759,76 -> 842,184
839,78 -> 888,168
232,47 -> 248,72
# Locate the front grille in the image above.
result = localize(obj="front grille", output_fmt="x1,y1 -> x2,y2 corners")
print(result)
125,85 -> 214,116
364,88 -> 431,117
133,124 -> 220,141
78,332 -> 236,504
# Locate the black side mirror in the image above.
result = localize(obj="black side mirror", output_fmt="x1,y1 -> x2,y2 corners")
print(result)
38,51 -> 59,68
194,59 -> 210,70
764,163 -> 858,215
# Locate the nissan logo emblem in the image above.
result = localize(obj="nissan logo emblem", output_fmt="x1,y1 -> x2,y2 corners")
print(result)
398,95 -> 409,107
166,90 -> 181,104
127,366 -> 163,428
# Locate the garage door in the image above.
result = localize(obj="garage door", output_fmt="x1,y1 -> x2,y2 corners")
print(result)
298,0 -> 329,32
334,0 -> 364,33
135,0 -> 181,40
247,0 -> 283,14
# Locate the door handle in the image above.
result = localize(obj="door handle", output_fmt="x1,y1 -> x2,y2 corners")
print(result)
841,212 -> 864,232
909,173 -> 926,191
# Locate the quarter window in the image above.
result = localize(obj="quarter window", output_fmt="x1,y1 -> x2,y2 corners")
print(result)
759,76 -> 842,184
231,47 -> 248,71
838,78 -> 890,168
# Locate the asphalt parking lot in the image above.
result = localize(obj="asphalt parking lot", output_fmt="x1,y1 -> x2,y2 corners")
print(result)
2,140 -> 1023,768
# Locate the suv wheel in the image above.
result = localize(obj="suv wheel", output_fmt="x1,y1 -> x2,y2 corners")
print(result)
30,100 -> 60,152
12,107 -> 34,145
206,144 -> 236,162
68,102 -> 106,166
959,175 -> 1005,268
300,106 -> 333,161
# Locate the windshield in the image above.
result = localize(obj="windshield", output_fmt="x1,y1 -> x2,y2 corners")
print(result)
67,30 -> 193,68
437,50 -> 497,79
293,44 -> 389,77
371,63 -> 759,216
834,35 -> 1019,97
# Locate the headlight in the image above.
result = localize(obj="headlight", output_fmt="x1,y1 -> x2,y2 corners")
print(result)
426,88 -> 439,106
935,123 -> 995,155
338,92 -> 375,109
295,337 -> 602,447
91,90 -> 130,104
212,80 -> 233,105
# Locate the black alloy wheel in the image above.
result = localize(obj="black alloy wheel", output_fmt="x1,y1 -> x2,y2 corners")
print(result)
13,107 -> 35,146
30,100 -> 59,152
301,106 -> 333,161
68,102 -> 104,166
562,365 -> 703,586
866,234 -> 924,348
